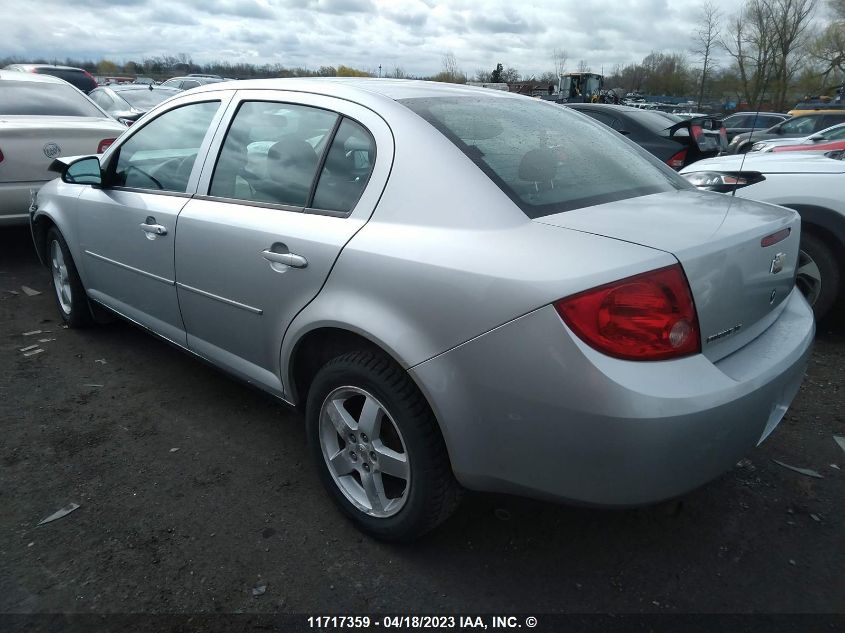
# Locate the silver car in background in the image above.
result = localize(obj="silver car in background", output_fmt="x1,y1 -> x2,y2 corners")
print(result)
31,79 -> 814,540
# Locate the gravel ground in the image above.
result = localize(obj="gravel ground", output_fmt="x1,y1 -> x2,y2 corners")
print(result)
1,225 -> 843,619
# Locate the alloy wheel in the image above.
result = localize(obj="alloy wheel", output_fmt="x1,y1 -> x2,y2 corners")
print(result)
50,239 -> 72,315
318,386 -> 410,518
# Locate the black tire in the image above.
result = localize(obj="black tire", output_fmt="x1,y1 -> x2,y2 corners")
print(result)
305,350 -> 461,541
798,231 -> 840,321
45,226 -> 93,328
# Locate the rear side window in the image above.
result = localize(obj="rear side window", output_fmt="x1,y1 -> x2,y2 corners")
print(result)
821,114 -> 845,129
35,68 -> 95,91
581,110 -> 621,130
312,118 -> 376,213
209,101 -> 339,207
401,96 -> 683,218
0,81 -> 104,117
113,101 -> 220,193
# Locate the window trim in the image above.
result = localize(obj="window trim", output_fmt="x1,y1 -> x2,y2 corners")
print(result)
203,98 -> 377,218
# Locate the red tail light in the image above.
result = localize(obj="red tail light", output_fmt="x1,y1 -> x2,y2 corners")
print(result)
666,148 -> 687,169
97,138 -> 115,153
554,264 -> 701,361
691,124 -> 703,141
83,70 -> 97,84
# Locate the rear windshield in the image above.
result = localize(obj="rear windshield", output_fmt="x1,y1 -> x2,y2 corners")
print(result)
400,96 -> 685,218
119,89 -> 178,109
627,110 -> 681,134
0,81 -> 104,117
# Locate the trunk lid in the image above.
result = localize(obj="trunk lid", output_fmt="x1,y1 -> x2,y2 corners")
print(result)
535,189 -> 802,361
0,116 -> 124,183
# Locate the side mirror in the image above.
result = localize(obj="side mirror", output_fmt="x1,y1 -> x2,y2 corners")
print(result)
808,133 -> 825,142
62,156 -> 103,186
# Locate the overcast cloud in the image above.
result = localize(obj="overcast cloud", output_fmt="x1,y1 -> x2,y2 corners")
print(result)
0,0 -> 820,77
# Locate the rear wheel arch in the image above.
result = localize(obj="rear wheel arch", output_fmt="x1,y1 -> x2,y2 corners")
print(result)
288,327 -> 403,408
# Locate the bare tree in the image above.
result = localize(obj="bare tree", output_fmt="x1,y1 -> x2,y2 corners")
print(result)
553,48 -> 568,77
576,59 -> 591,73
769,0 -> 817,110
693,1 -> 721,108
501,67 -> 521,83
473,68 -> 491,82
722,0 -> 778,106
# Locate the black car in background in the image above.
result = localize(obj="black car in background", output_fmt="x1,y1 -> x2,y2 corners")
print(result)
720,111 -> 790,142
566,103 -> 726,169
88,84 -> 181,125
725,111 -> 845,153
3,64 -> 98,93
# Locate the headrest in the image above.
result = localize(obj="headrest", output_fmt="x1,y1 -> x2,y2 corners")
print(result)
518,148 -> 557,182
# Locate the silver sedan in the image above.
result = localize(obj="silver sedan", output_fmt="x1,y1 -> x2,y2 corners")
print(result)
30,79 -> 814,541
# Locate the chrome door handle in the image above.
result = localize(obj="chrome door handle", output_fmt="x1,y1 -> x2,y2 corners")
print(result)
140,222 -> 167,236
262,250 -> 308,269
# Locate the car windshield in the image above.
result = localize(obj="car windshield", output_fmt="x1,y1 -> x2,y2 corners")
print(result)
0,80 -> 104,116
401,95 -> 685,218
119,89 -> 177,109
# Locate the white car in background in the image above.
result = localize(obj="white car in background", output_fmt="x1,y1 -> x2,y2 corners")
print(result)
1,70 -> 125,225
749,121 -> 845,153
681,152 -> 845,319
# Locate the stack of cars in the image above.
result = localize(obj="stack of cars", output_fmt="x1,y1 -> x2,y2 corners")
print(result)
726,111 -> 845,154
748,122 -> 845,154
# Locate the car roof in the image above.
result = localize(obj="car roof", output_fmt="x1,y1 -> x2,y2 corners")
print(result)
190,77 -> 530,106
0,69 -> 70,85
107,84 -> 180,93
6,64 -> 84,71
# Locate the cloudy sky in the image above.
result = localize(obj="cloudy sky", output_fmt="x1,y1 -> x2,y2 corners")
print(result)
0,0 -> 826,78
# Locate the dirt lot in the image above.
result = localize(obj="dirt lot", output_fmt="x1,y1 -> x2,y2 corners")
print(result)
1,225 -> 844,620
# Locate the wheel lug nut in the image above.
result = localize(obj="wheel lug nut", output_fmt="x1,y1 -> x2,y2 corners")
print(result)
361,433 -> 368,443
363,463 -> 370,472
370,451 -> 377,461
350,451 -> 357,461
348,433 -> 356,442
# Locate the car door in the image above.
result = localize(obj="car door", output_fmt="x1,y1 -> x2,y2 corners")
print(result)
76,92 -> 232,345
174,90 -> 393,397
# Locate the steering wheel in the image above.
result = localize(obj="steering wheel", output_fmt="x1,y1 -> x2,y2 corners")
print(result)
125,164 -> 163,190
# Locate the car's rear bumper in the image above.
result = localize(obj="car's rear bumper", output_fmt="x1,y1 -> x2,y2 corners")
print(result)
0,181 -> 48,225
410,287 -> 814,506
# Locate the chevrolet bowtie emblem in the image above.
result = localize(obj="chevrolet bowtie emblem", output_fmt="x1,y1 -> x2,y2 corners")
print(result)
770,252 -> 786,274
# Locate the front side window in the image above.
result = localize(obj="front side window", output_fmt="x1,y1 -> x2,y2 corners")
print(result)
724,114 -> 751,129
112,100 -> 220,193
780,117 -> 815,134
209,101 -> 338,207
89,90 -> 116,111
402,96 -> 684,218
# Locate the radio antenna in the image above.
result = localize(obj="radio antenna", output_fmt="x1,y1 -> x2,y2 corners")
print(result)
732,76 -> 771,197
